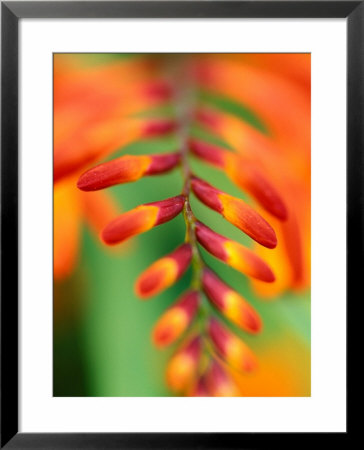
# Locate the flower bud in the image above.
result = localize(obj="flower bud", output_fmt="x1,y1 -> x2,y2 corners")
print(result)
190,139 -> 287,220
205,360 -> 239,397
142,118 -> 176,136
102,195 -> 184,245
152,290 -> 199,347
135,244 -> 192,299
207,318 -> 257,373
77,153 -> 180,191
202,268 -> 262,333
189,377 -> 210,397
166,336 -> 202,392
195,222 -> 275,282
191,177 -> 277,248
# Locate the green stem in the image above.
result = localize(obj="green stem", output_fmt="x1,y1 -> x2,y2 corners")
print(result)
172,60 -> 213,368
173,65 -> 204,292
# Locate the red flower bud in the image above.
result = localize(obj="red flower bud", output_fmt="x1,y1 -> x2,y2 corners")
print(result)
195,222 -> 275,282
166,336 -> 202,392
77,153 -> 180,191
205,360 -> 239,397
190,139 -> 287,220
142,118 -> 176,136
140,80 -> 173,101
207,318 -> 257,373
191,177 -> 277,248
102,195 -> 184,245
202,268 -> 262,333
189,138 -> 226,168
189,377 -> 210,397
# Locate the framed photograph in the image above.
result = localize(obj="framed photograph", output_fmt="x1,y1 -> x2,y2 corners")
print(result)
1,1 -> 358,447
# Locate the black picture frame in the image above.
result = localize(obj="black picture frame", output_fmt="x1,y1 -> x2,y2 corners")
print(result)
1,1 -> 358,448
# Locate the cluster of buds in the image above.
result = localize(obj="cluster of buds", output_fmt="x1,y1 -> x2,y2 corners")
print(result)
77,73 -> 288,397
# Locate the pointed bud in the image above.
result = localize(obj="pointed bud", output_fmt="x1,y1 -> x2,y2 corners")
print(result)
195,107 -> 222,130
77,153 -> 180,191
80,189 -> 119,235
140,80 -> 173,101
190,139 -> 287,220
189,377 -> 210,397
195,222 -> 275,282
191,176 -> 224,213
202,269 -> 262,333
225,157 -> 288,221
166,336 -> 202,392
191,177 -> 277,248
102,195 -> 184,245
205,360 -> 239,397
145,153 -> 181,176
189,138 -> 226,168
152,290 -> 199,347
135,244 -> 192,299
142,118 -> 176,136
207,318 -> 257,373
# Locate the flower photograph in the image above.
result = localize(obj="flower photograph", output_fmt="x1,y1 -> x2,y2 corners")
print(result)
53,53 -> 311,397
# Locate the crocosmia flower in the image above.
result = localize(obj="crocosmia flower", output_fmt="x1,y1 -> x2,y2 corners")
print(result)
54,53 -> 310,398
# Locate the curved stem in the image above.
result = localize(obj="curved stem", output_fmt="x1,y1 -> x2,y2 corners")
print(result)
173,63 -> 205,293
171,64 -> 214,377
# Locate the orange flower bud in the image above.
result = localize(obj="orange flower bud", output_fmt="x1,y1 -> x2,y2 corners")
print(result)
225,158 -> 287,221
205,360 -> 239,397
135,244 -> 192,298
207,318 -> 257,373
77,153 -> 180,191
102,195 -> 184,245
166,336 -> 201,392
202,268 -> 262,333
190,139 -> 287,220
191,177 -> 277,248
195,222 -> 275,282
152,290 -> 199,347
195,107 -> 222,131
189,138 -> 226,169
